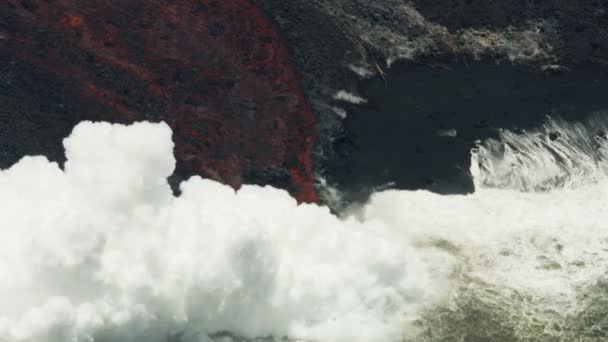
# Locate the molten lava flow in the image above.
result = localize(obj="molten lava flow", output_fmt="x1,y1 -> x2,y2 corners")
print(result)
3,0 -> 318,202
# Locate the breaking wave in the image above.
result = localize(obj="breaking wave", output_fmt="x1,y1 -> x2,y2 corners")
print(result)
2,116 -> 608,341
472,115 -> 608,191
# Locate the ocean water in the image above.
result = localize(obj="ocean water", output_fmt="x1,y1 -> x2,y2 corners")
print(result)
395,115 -> 608,341
1,117 -> 608,341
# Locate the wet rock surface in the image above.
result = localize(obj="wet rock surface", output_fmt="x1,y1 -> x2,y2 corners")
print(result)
412,0 -> 608,65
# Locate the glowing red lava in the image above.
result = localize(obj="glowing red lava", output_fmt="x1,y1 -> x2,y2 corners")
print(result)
4,0 -> 318,202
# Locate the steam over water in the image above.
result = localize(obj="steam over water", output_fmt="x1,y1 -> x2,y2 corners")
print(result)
2,117 -> 608,341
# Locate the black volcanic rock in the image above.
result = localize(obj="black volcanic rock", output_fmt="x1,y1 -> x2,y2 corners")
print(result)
2,0 -> 608,206
254,0 -> 608,204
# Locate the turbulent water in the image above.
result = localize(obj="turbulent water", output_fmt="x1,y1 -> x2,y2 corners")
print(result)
1,117 -> 608,342
402,115 -> 608,342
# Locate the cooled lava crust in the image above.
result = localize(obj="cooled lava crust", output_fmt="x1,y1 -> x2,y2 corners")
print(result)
0,0 -> 318,202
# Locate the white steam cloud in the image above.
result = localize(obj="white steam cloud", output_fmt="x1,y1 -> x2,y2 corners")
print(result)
3,117 -> 608,342
0,121 -> 438,342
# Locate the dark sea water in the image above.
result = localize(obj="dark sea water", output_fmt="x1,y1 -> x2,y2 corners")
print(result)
324,60 -> 608,203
